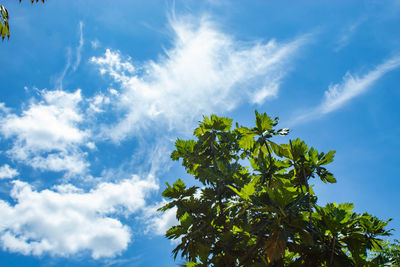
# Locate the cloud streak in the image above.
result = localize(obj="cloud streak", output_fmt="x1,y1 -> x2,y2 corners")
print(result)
55,21 -> 84,89
321,55 -> 400,113
72,21 -> 84,72
55,48 -> 72,90
334,18 -> 365,52
294,55 -> 400,124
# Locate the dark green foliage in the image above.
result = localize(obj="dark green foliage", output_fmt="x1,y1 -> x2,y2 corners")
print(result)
370,239 -> 400,266
160,111 -> 393,266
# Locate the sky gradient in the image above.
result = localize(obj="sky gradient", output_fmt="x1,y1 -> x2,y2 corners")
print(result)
1,1 -> 400,266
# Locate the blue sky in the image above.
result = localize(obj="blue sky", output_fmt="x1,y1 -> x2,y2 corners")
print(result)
1,1 -> 400,266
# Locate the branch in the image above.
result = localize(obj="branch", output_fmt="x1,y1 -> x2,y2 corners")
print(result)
289,140 -> 304,194
239,234 -> 264,266
330,236 -> 336,266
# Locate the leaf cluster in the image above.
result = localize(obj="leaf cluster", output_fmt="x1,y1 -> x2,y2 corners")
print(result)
160,111 -> 393,266
368,239 -> 400,266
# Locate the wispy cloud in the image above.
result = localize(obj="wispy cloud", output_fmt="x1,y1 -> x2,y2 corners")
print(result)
55,21 -> 84,89
91,39 -> 100,49
55,47 -> 72,90
321,56 -> 400,113
91,15 -> 308,142
334,18 -> 366,52
72,21 -> 84,72
294,55 -> 400,124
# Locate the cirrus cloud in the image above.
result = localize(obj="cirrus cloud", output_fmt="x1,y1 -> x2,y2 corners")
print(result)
293,55 -> 400,124
91,16 -> 309,142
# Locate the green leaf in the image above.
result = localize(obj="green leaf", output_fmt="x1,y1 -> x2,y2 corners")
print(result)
227,185 -> 244,199
195,114 -> 232,135
185,262 -> 201,267
308,147 -> 318,164
255,110 -> 277,133
237,127 -> 256,150
181,212 -> 193,230
323,172 -> 336,183
232,225 -> 243,233
229,176 -> 260,200
166,226 -> 186,239
270,141 -> 290,158
276,128 -> 290,136
289,138 -> 308,161
318,150 -> 336,165
242,176 -> 259,197
172,139 -> 196,160
162,179 -> 186,198
171,150 -> 181,161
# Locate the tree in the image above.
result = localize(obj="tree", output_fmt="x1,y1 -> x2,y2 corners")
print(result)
370,239 -> 400,266
0,0 -> 44,40
160,111 -> 393,266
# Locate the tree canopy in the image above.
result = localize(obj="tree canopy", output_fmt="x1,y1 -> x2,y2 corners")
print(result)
160,111 -> 394,266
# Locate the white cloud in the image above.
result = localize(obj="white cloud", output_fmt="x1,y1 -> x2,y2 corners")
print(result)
143,188 -> 204,239
87,93 -> 111,113
55,47 -> 72,90
86,142 -> 96,150
321,55 -> 400,114
91,49 -> 134,82
293,55 -> 400,124
91,16 -> 307,142
91,39 -> 100,49
334,18 -> 365,52
250,81 -> 280,105
29,152 -> 88,174
0,103 -> 10,113
55,21 -> 84,90
0,174 -> 159,258
151,207 -> 178,236
72,21 -> 84,72
143,200 -> 178,236
0,89 -> 90,175
0,164 -> 19,179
